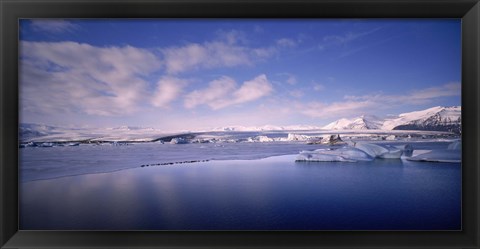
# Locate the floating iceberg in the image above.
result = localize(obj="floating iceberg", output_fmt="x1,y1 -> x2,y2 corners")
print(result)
38,142 -> 54,147
296,142 -> 414,163
247,135 -> 274,142
296,147 -> 373,162
405,140 -> 461,163
352,142 -> 403,159
406,150 -> 460,163
170,138 -> 188,144
385,135 -> 396,141
19,142 -> 36,148
321,134 -> 347,145
287,133 -> 311,141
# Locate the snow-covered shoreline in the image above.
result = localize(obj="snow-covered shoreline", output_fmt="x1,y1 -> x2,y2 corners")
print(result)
20,125 -> 459,145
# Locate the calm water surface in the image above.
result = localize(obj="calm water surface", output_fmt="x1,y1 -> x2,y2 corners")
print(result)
20,149 -> 461,230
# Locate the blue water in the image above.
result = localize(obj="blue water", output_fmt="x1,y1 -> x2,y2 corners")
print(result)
19,147 -> 461,230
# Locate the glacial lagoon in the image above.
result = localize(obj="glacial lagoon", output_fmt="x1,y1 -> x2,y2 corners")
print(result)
19,141 -> 461,230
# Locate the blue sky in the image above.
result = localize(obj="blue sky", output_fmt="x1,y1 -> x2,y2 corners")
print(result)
19,19 -> 461,131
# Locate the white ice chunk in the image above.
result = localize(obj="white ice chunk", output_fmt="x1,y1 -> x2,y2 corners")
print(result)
401,140 -> 461,163
256,136 -> 274,142
247,135 -> 274,142
406,149 -> 461,163
170,138 -> 188,144
321,134 -> 346,145
287,133 -> 311,141
385,135 -> 396,140
349,142 -> 405,159
296,141 -> 408,163
38,142 -> 54,147
352,142 -> 389,157
296,147 -> 373,162
378,145 -> 403,159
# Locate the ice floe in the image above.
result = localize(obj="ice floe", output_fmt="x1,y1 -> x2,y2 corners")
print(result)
170,137 -> 188,144
247,135 -> 275,142
296,141 -> 461,163
404,140 -> 461,163
351,142 -> 403,159
296,147 -> 373,162
287,133 -> 312,141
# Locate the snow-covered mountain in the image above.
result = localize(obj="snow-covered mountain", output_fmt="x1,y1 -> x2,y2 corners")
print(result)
388,106 -> 461,133
322,106 -> 461,133
106,125 -> 155,131
20,106 -> 461,143
323,115 -> 383,130
19,123 -> 59,141
19,124 -> 168,142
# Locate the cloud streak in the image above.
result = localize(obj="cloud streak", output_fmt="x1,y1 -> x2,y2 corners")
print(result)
300,82 -> 461,118
161,30 -> 297,74
162,42 -> 253,74
276,38 -> 297,48
323,27 -> 382,45
184,74 -> 273,110
161,36 -> 276,74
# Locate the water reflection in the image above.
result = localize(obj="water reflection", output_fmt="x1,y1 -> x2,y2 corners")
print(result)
20,155 -> 461,230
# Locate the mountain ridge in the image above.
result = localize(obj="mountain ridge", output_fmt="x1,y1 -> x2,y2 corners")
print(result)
20,106 -> 462,142
323,106 -> 461,133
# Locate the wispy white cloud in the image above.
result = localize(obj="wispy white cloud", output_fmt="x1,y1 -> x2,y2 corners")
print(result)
315,27 -> 384,56
152,76 -> 189,108
407,82 -> 461,102
163,41 -> 256,74
300,100 -> 375,118
232,74 -> 273,104
323,27 -> 382,45
277,73 -> 298,85
184,74 -> 273,110
161,30 -> 280,74
276,38 -> 296,48
20,41 -> 162,116
252,47 -> 277,58
184,76 -> 236,109
300,82 -> 461,118
216,29 -> 248,45
253,25 -> 264,33
313,83 -> 325,91
30,20 -> 79,33
338,35 -> 400,58
161,30 -> 299,74
344,82 -> 461,104
289,90 -> 304,98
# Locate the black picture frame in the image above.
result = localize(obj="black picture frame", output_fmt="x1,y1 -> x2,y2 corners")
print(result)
1,0 -> 479,248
